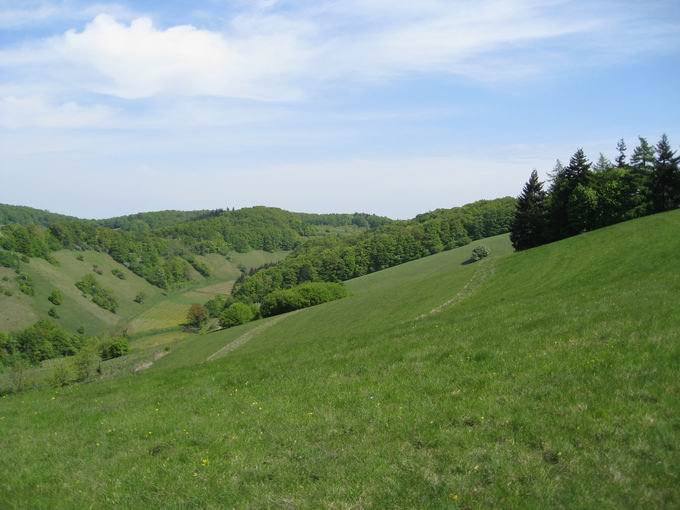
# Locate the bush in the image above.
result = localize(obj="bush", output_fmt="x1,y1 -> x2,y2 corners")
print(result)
48,289 -> 63,305
186,304 -> 208,329
15,272 -> 34,296
219,302 -> 256,328
111,268 -> 126,280
469,245 -> 490,263
134,292 -> 146,304
100,338 -> 129,360
92,265 -> 103,275
50,363 -> 73,388
75,253 -> 85,262
48,307 -> 59,319
75,274 -> 118,313
260,282 -> 348,317
0,250 -> 20,269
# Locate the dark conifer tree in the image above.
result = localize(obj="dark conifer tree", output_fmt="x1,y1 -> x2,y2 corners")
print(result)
510,170 -> 548,250
650,134 -> 680,212
549,149 -> 593,239
615,139 -> 627,168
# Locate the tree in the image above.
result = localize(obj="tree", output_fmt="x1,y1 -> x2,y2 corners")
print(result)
510,170 -> 548,250
549,149 -> 593,239
186,304 -> 208,329
615,139 -> 627,168
650,134 -> 680,212
593,153 -> 612,173
219,302 -> 255,328
630,137 -> 655,172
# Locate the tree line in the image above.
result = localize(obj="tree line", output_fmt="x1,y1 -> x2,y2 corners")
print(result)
511,135 -> 680,251
232,198 -> 515,303
0,206 -> 390,290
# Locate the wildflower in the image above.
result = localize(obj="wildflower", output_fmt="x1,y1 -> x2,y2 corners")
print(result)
201,458 -> 209,466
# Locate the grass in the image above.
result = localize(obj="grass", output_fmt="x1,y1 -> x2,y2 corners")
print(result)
1,213 -> 679,508
0,248 -> 288,336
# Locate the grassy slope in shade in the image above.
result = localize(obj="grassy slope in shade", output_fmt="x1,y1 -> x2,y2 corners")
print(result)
1,212 -> 680,508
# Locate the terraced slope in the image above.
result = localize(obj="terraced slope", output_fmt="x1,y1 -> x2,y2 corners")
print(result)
1,212 -> 679,508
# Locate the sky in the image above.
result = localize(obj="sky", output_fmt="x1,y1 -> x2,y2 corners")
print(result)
1,0 -> 679,219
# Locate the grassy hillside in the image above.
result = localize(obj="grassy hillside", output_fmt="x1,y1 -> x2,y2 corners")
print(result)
0,249 -> 288,336
1,212 -> 679,508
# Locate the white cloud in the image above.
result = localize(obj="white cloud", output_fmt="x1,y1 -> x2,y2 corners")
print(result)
2,0 -> 675,104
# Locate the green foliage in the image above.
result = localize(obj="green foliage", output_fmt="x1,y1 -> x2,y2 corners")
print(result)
233,198 -> 515,303
219,302 -> 256,328
205,294 -> 233,318
0,250 -> 20,269
184,255 -> 211,277
72,344 -> 101,382
75,274 -> 118,313
92,265 -> 103,275
48,307 -> 59,319
510,135 -> 680,250
186,304 -> 208,329
134,292 -> 146,304
260,282 -> 348,317
510,170 -> 548,251
469,245 -> 490,262
48,289 -> 63,306
111,268 -> 126,280
75,253 -> 85,262
49,363 -> 73,388
8,320 -> 84,365
15,272 -> 34,296
100,338 -> 130,360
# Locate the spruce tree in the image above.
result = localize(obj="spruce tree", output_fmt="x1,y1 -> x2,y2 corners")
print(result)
593,153 -> 612,173
615,139 -> 627,168
630,137 -> 656,172
510,170 -> 548,251
549,149 -> 592,239
650,134 -> 680,212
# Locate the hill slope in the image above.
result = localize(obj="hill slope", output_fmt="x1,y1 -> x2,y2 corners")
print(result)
1,211 -> 679,508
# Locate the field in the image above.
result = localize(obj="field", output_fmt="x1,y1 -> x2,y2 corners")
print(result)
1,212 -> 679,508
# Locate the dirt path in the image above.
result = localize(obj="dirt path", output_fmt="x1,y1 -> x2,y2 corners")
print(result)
415,258 -> 496,321
132,350 -> 170,373
207,310 -> 301,362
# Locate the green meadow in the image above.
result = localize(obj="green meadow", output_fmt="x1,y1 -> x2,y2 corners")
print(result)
1,211 -> 679,508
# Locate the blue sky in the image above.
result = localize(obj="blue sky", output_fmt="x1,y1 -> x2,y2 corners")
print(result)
1,0 -> 679,218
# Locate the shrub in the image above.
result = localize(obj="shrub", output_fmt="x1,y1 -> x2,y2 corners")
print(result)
50,363 -> 73,388
186,304 -> 208,329
134,292 -> 146,304
111,268 -> 126,280
0,250 -> 20,269
48,307 -> 59,319
73,346 -> 100,382
15,272 -> 34,296
48,289 -> 63,306
260,282 -> 348,317
100,338 -> 129,360
92,265 -> 103,275
469,245 -> 490,263
75,253 -> 85,262
75,274 -> 118,313
219,302 -> 256,328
